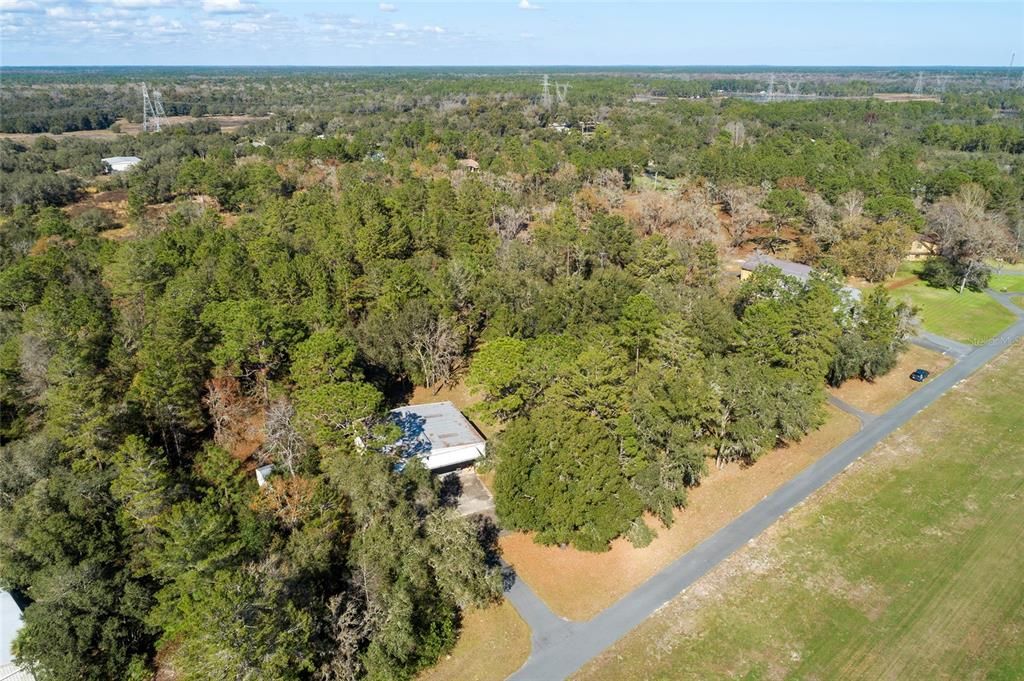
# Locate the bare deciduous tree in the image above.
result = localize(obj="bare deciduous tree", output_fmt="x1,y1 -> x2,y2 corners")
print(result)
720,185 -> 768,247
677,186 -> 722,243
490,205 -> 529,242
260,398 -> 306,475
928,184 -> 1011,293
410,315 -> 463,389
838,190 -> 864,222
806,192 -> 841,248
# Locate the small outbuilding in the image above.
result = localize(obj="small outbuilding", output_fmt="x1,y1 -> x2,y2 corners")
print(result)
101,156 -> 142,173
456,158 -> 480,172
254,464 -> 275,487
388,401 -> 486,471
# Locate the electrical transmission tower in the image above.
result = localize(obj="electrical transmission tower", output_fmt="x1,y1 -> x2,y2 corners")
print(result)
152,89 -> 166,120
913,72 -> 924,96
766,74 -> 775,103
786,77 -> 798,96
141,82 -> 162,132
541,74 -> 552,109
555,81 -> 570,104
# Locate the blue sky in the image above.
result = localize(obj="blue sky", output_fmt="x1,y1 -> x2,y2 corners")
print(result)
1,1 -> 1022,67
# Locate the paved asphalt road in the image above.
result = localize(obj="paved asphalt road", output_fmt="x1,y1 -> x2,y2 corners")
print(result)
506,315 -> 1024,681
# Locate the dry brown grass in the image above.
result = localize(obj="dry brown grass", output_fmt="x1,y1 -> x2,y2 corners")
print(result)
500,405 -> 860,620
409,376 -> 503,439
829,345 -> 954,415
416,601 -> 531,681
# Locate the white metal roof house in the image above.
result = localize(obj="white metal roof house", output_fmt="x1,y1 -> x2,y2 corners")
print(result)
101,156 -> 142,173
388,401 -> 486,471
0,591 -> 33,680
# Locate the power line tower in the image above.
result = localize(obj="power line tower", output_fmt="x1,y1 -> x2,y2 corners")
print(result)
1008,53 -> 1016,89
935,73 -> 947,94
766,73 -> 775,103
141,82 -> 161,132
555,81 -> 570,104
540,74 -> 552,109
913,72 -> 924,96
152,89 -> 167,120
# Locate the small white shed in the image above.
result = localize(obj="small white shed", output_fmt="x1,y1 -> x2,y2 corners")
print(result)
101,156 -> 142,173
254,464 -> 275,487
389,401 -> 486,471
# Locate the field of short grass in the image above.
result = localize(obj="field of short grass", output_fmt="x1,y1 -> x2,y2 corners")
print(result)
988,259 -> 1024,273
988,273 -> 1024,293
416,601 -> 530,681
501,405 -> 860,620
576,340 -> 1024,681
887,262 -> 1016,344
828,344 -> 953,415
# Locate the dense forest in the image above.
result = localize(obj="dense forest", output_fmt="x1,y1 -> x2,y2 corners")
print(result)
0,67 -> 1022,680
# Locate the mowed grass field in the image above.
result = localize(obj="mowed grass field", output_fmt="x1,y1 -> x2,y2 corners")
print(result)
988,274 -> 1024,294
887,262 -> 1016,344
576,340 -> 1024,681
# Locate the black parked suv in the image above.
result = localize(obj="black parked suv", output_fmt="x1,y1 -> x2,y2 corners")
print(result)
910,369 -> 930,382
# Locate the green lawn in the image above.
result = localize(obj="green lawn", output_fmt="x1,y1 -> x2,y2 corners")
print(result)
576,340 -> 1024,681
988,274 -> 1024,294
987,259 -> 1024,273
888,262 -> 1016,344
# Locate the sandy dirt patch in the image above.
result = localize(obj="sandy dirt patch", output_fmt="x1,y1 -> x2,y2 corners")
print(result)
829,345 -> 953,415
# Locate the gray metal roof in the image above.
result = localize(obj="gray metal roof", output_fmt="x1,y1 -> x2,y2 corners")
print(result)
100,156 -> 141,164
0,592 -> 22,667
390,401 -> 485,457
741,253 -> 813,280
742,253 -> 862,301
0,663 -> 34,681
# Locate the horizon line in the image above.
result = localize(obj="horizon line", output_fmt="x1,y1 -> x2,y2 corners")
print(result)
2,63 -> 1022,70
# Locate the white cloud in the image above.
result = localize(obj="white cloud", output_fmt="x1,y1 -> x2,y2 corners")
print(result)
378,2 -> 396,11
517,0 -> 542,10
0,0 -> 42,12
45,5 -> 74,18
422,24 -> 444,34
233,20 -> 260,33
203,0 -> 257,14
87,0 -> 169,8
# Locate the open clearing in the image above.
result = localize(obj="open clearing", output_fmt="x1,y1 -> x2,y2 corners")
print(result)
575,340 -> 1024,681
416,601 -> 530,681
501,405 -> 859,620
887,262 -> 1016,344
0,115 -> 268,144
828,344 -> 953,415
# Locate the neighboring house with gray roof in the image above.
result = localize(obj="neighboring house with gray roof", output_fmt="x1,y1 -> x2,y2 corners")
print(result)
740,253 -> 861,301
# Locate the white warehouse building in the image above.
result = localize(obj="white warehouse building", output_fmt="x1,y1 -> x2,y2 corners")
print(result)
101,156 -> 142,173
388,401 -> 486,471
